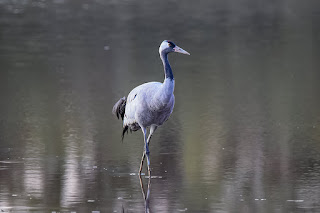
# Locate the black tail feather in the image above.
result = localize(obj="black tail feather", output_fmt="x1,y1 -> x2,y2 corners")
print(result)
113,97 -> 139,141
113,96 -> 129,141
122,125 -> 129,141
112,96 -> 126,120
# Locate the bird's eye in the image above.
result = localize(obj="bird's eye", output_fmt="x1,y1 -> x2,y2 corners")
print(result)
168,41 -> 175,47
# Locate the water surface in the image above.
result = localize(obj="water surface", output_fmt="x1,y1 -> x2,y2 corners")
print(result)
1,0 -> 320,212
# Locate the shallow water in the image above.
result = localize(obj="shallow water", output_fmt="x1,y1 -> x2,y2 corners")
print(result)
1,0 -> 320,212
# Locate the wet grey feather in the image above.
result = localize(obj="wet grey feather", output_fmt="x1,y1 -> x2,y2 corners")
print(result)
112,96 -> 126,120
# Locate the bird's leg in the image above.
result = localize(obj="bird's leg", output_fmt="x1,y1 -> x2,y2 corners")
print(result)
145,134 -> 151,177
147,125 -> 158,146
139,125 -> 157,176
139,152 -> 145,175
145,125 -> 157,177
139,127 -> 149,176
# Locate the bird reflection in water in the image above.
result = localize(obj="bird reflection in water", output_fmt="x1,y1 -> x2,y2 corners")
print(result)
139,175 -> 151,213
119,175 -> 151,213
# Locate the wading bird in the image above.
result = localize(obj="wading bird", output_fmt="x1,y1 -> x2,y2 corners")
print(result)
112,40 -> 190,176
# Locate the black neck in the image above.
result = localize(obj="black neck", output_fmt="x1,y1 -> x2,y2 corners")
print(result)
160,52 -> 174,80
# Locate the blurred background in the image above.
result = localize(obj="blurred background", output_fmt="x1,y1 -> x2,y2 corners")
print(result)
0,0 -> 320,212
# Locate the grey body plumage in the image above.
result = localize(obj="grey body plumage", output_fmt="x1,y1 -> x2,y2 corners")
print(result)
112,40 -> 190,175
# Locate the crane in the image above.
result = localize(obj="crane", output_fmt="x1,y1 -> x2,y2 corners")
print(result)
112,40 -> 190,176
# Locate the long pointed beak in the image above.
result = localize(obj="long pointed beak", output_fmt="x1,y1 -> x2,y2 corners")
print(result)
173,46 -> 190,55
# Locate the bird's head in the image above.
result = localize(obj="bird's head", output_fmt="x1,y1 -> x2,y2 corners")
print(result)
159,40 -> 190,56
